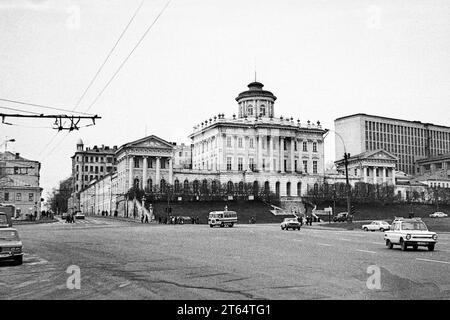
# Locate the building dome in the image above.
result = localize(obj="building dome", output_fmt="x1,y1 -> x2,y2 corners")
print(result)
236,81 -> 277,118
235,81 -> 277,102
76,138 -> 84,145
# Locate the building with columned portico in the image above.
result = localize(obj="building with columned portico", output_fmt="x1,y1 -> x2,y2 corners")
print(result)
77,80 -> 330,217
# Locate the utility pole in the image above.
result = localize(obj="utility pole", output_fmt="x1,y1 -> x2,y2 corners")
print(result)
343,152 -> 352,221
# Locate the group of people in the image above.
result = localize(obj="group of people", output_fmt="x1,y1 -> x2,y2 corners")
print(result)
65,212 -> 76,223
157,215 -> 200,224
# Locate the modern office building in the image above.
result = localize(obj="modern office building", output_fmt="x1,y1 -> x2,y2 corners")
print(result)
335,113 -> 450,175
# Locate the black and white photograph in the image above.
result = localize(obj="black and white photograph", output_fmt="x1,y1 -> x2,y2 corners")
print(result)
0,0 -> 449,310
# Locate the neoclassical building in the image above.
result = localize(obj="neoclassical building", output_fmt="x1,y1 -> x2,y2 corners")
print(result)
77,81 -> 329,216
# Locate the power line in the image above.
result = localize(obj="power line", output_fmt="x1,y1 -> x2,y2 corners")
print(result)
85,0 -> 172,113
0,106 -> 43,115
0,98 -> 95,116
73,0 -> 145,111
38,0 -> 148,158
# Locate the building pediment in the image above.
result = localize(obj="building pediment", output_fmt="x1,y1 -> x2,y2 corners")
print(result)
122,135 -> 174,150
363,149 -> 398,161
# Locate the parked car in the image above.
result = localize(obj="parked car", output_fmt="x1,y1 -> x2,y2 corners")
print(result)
362,220 -> 390,232
74,211 -> 85,220
0,228 -> 23,265
281,218 -> 301,230
384,218 -> 437,251
429,212 -> 448,218
333,212 -> 348,222
0,213 -> 12,228
61,212 -> 69,219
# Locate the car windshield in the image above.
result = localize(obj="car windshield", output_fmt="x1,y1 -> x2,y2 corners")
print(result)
402,222 -> 428,231
0,230 -> 19,241
285,218 -> 296,222
0,215 -> 8,226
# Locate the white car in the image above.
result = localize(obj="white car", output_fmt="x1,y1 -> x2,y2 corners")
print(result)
280,218 -> 301,230
75,212 -> 85,220
384,218 -> 437,251
362,220 -> 390,232
429,212 -> 448,218
0,228 -> 23,265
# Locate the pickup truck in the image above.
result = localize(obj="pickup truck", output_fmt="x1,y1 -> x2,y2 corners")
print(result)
384,218 -> 437,251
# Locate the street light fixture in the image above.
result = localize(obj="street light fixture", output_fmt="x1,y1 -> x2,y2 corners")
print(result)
1,137 -> 15,152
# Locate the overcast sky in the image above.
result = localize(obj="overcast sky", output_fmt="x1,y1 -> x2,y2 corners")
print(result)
1,0 -> 450,199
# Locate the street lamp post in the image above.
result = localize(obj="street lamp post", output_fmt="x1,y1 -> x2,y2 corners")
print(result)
1,137 -> 15,152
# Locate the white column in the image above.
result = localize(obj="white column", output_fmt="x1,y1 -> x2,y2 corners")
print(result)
244,136 -> 249,171
382,167 -> 386,184
269,136 -> 274,172
280,137 -> 285,172
258,135 -> 263,171
169,158 -> 173,184
143,157 -> 148,190
373,166 -> 377,184
156,157 -> 161,185
363,167 -> 368,183
392,168 -> 396,185
222,134 -> 227,171
128,156 -> 134,189
290,138 -> 295,173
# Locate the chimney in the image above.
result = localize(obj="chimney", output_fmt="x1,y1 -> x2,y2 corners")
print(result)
15,153 -> 20,159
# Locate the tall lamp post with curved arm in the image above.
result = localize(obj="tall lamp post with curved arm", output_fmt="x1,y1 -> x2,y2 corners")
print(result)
324,130 -> 352,222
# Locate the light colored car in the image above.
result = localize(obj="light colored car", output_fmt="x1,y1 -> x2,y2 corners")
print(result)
75,211 -> 85,220
0,228 -> 23,265
362,220 -> 390,232
429,212 -> 448,218
281,218 -> 301,230
384,218 -> 437,251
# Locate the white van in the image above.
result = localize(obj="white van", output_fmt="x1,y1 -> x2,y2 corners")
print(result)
208,211 -> 237,228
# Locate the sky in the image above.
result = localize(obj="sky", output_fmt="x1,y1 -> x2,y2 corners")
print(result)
1,0 -> 450,200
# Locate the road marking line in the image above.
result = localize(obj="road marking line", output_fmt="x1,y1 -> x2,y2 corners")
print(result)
371,242 -> 385,245
118,282 -> 131,288
356,249 -> 377,254
416,258 -> 450,265
317,243 -> 332,247
338,238 -> 352,242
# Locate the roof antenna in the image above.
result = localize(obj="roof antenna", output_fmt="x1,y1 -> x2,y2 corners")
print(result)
254,57 -> 257,82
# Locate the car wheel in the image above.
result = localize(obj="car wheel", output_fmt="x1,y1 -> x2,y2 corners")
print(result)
230,223 -> 234,227
412,245 -> 418,251
15,256 -> 23,265
380,228 -> 384,232
428,244 -> 435,251
363,227 -> 368,231
386,240 -> 393,249
220,223 -> 224,228
400,239 -> 407,251
209,224 -> 214,228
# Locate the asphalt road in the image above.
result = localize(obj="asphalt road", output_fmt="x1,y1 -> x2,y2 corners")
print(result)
1,217 -> 449,299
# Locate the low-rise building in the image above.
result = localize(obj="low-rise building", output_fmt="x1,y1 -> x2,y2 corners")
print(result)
0,152 -> 42,219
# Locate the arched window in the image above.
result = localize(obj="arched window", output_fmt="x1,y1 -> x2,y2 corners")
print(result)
183,179 -> 189,194
160,179 -> 166,193
227,181 -> 234,194
275,182 -> 280,197
297,182 -> 302,196
314,183 -> 319,193
264,181 -> 270,193
147,179 -> 153,192
238,181 -> 244,194
133,178 -> 140,189
313,142 -> 317,152
174,179 -> 180,193
248,104 -> 253,116
193,180 -> 199,193
202,179 -> 208,194
211,180 -> 217,194
260,105 -> 266,116
253,181 -> 259,196
287,182 -> 291,196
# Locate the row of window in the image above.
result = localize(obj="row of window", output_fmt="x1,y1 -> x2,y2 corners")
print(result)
3,192 -> 34,202
77,155 -> 114,164
194,137 -> 319,155
133,158 -> 167,169
77,165 -> 113,174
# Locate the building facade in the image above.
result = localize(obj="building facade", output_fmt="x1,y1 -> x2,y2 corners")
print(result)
335,113 -> 450,175
69,139 -> 118,213
0,152 -> 42,219
77,81 -> 329,216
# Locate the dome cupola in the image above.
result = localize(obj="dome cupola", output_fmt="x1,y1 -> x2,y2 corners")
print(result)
235,81 -> 277,118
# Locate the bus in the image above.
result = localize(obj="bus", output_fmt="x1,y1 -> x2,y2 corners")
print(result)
208,211 -> 237,228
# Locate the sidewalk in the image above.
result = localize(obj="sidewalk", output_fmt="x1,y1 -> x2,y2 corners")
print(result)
91,215 -> 157,225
